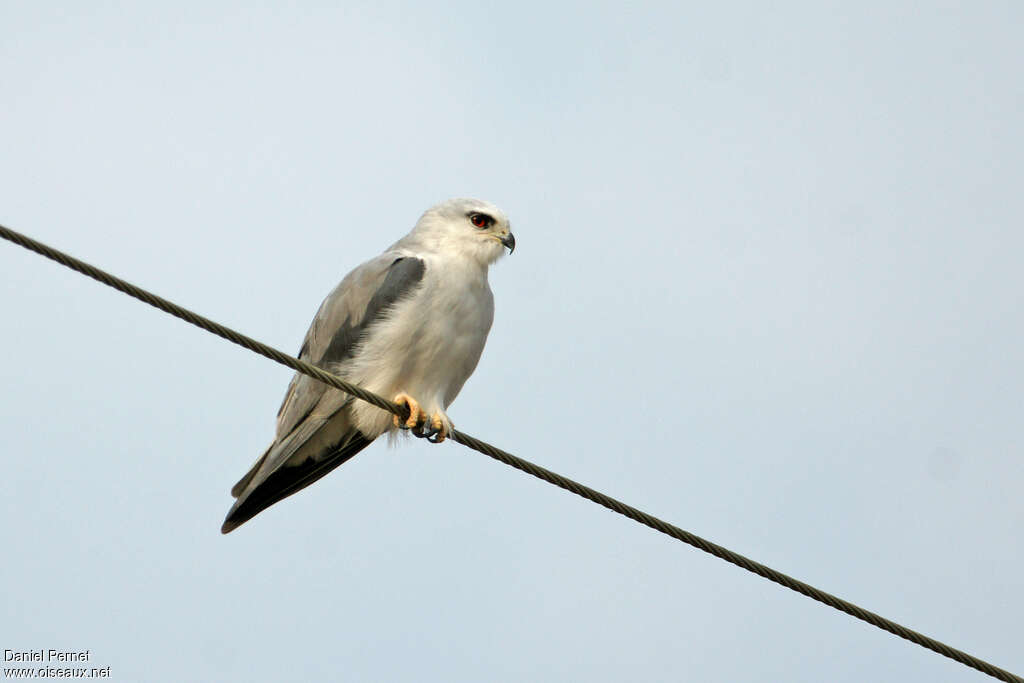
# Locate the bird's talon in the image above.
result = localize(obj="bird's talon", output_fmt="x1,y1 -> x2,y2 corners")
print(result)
393,393 -> 424,431
425,414 -> 448,443
392,397 -> 447,443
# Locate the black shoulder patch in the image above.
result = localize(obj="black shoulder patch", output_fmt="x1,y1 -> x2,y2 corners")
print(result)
317,257 -> 426,366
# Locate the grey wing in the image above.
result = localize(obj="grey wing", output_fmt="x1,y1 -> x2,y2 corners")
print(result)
221,254 -> 426,533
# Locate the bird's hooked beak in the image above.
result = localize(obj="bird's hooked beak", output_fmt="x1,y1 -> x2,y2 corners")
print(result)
501,231 -> 516,254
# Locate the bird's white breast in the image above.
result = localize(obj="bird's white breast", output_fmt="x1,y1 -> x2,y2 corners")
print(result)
345,254 -> 495,437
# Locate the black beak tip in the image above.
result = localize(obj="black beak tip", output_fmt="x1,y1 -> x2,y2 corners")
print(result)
502,232 -> 516,254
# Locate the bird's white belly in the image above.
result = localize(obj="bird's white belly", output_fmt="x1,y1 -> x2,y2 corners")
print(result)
345,268 -> 494,438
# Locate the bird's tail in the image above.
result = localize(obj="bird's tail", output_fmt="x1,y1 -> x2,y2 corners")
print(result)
221,433 -> 373,534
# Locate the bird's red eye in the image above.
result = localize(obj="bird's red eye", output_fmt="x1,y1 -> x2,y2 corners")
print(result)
469,213 -> 490,228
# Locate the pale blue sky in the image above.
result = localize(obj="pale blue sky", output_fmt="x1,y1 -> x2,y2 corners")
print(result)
2,2 -> 1022,681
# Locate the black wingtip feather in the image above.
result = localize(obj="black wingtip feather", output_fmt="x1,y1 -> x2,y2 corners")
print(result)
220,433 -> 374,534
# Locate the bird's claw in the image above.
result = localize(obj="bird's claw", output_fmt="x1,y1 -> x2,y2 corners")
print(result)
393,393 -> 424,431
393,395 -> 448,444
416,414 -> 448,443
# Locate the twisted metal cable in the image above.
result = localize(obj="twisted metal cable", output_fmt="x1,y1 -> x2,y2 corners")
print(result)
2,222 -> 1020,683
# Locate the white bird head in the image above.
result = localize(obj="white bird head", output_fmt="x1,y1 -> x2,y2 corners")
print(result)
409,198 -> 515,266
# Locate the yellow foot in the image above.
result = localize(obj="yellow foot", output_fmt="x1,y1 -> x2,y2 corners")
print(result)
392,393 -> 425,431
393,394 -> 449,443
419,413 -> 449,444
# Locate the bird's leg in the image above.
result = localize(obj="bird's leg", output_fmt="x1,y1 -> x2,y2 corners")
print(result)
392,393 -> 426,431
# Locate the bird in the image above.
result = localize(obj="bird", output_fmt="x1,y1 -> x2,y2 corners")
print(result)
221,198 -> 515,533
